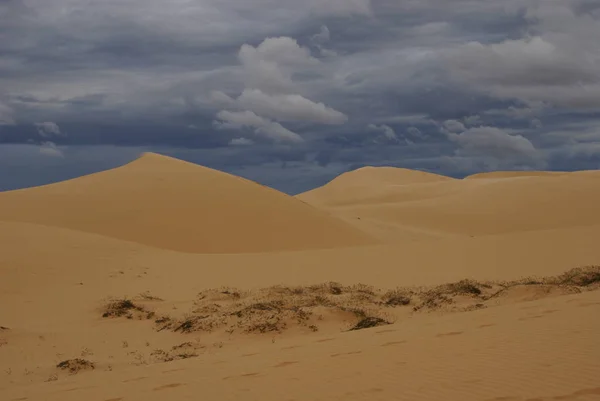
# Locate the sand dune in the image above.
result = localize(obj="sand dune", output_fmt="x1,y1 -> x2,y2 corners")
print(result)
298,167 -> 600,240
0,153 -> 375,253
2,157 -> 600,401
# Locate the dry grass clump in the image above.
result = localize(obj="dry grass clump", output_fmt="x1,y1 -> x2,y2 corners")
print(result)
102,298 -> 154,320
382,289 -> 412,306
56,359 -> 95,374
349,317 -> 391,331
151,342 -> 202,363
547,266 -> 600,287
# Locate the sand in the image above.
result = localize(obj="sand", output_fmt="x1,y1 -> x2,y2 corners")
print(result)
0,153 -> 375,253
1,154 -> 600,401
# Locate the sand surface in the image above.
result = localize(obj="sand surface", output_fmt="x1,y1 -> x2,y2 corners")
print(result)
1,153 -> 600,401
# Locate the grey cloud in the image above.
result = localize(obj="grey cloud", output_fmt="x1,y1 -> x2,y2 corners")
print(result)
311,25 -> 331,44
38,141 -> 64,158
367,123 -> 399,143
310,0 -> 372,17
229,137 -> 255,146
448,126 -> 545,167
3,0 -> 600,191
0,101 -> 15,125
34,121 -> 62,138
443,120 -> 467,133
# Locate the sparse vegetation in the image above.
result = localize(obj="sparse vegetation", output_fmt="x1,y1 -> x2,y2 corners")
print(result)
98,266 -> 600,340
349,317 -> 391,331
56,359 -> 95,374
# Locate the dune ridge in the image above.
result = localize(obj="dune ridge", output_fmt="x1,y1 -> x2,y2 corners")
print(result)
0,153 -> 376,254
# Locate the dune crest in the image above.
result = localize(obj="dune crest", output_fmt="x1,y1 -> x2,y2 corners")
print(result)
298,166 -> 454,207
0,153 -> 376,253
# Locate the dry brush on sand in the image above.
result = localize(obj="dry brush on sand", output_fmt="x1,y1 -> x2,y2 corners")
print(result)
100,266 -> 600,338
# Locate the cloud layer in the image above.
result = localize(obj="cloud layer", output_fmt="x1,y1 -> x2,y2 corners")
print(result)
1,0 -> 600,193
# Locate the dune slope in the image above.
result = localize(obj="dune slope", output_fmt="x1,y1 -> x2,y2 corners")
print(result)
298,167 -> 600,239
0,153 -> 376,253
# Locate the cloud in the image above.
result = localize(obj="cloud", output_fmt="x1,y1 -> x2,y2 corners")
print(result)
0,101 -> 15,126
209,91 -> 235,108
34,122 -> 62,138
215,110 -> 304,143
238,36 -> 319,94
463,115 -> 482,127
310,0 -> 372,17
443,120 -> 466,133
367,123 -> 399,143
442,3 -> 600,110
229,137 -> 255,146
212,36 -> 346,144
447,126 -> 543,165
310,25 -> 338,58
38,141 -> 64,157
3,0 -> 600,191
311,25 -> 331,45
236,89 -> 347,124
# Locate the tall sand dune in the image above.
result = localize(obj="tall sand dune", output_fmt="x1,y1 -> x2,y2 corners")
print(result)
0,153 -> 376,253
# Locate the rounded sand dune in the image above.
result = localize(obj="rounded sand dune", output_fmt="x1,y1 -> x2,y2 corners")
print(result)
299,167 -> 600,238
0,153 -> 376,253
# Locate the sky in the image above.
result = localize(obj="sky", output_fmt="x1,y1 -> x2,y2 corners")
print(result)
1,0 -> 600,194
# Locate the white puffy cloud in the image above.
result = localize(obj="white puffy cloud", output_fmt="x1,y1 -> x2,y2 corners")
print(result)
213,36 -> 347,144
237,89 -> 347,124
215,110 -> 304,143
238,37 -> 319,94
34,122 -> 62,137
447,126 -> 542,162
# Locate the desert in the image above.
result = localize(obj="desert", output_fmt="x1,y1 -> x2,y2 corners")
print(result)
1,152 -> 600,401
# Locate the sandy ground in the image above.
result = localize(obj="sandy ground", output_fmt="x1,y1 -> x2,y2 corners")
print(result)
1,153 -> 600,401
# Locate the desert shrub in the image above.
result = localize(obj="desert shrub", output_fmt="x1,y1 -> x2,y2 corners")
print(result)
383,289 -> 411,306
56,359 -> 95,374
444,280 -> 483,296
551,266 -> 600,287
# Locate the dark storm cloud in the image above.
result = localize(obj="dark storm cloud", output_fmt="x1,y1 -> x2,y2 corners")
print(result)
1,0 -> 600,193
